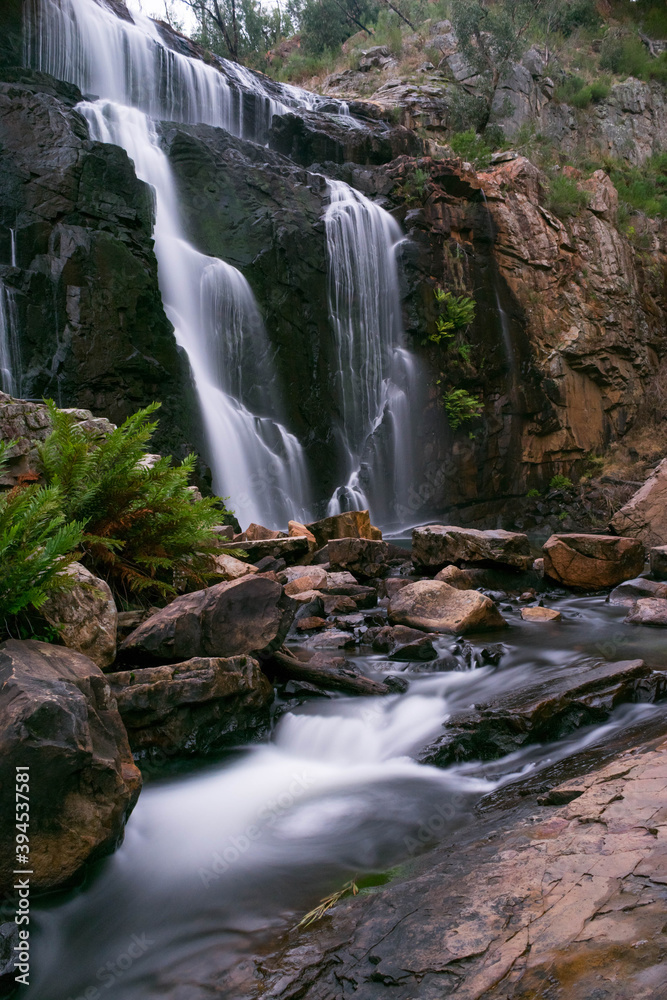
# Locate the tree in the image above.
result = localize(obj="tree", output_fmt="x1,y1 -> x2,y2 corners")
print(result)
288,0 -> 379,54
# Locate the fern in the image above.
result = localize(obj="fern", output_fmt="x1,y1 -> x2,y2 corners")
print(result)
38,403 -> 230,599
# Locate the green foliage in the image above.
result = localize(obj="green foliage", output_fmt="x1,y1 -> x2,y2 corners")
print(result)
609,152 -> 667,217
0,441 -> 83,635
557,510 -> 569,521
541,0 -> 601,37
555,74 -> 611,108
545,174 -> 590,218
38,403 -> 228,599
443,388 -> 484,429
288,0 -> 380,55
549,474 -> 574,489
449,129 -> 492,168
428,288 -> 476,344
599,31 -> 648,78
526,488 -> 540,498
276,48 -> 337,81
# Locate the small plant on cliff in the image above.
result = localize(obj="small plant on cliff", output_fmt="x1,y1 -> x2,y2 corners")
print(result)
0,441 -> 83,638
545,174 -> 590,219
428,288 -> 476,345
442,388 -> 484,429
449,129 -> 492,169
38,403 -> 228,599
549,474 -> 574,490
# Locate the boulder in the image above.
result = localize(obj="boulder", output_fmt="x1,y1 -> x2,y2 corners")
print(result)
328,537 -> 390,579
208,552 -> 258,580
324,570 -> 358,589
521,606 -> 561,622
0,640 -> 141,894
609,576 -> 667,606
239,523 -> 284,541
650,545 -> 667,580
280,565 -> 328,589
305,509 -> 373,548
226,536 -> 310,564
371,625 -> 438,660
40,562 -> 117,669
413,525 -> 532,571
624,598 -> 667,627
543,533 -> 645,589
382,578 -> 414,599
288,520 -> 316,545
120,576 -> 296,665
388,581 -> 507,634
610,459 -> 667,548
284,572 -> 327,596
108,656 -> 273,755
434,564 -> 475,589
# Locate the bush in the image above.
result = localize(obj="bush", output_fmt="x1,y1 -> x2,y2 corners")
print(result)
600,31 -> 650,77
428,288 -> 476,345
609,152 -> 667,218
545,174 -> 590,218
38,403 -> 229,599
0,441 -> 83,637
526,488 -> 540,498
549,474 -> 574,490
449,129 -> 492,169
545,0 -> 601,36
555,75 -> 611,108
443,388 -> 484,429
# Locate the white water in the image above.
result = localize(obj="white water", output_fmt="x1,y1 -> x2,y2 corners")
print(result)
9,229 -> 17,268
0,283 -> 20,395
324,180 -> 421,527
83,100 -> 311,525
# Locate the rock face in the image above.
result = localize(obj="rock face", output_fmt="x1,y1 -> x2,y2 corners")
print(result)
120,576 -> 296,665
108,656 -> 273,755
41,562 -> 118,669
328,537 -> 391,579
610,458 -> 667,548
413,525 -> 532,570
388,580 -> 507,634
0,640 -> 141,893
543,533 -> 645,589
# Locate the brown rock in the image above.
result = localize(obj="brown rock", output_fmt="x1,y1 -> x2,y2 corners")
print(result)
382,577 -> 414,599
120,576 -> 296,665
372,625 -> 438,660
369,524 -> 383,540
434,564 -> 475,589
0,640 -> 141,893
328,537 -> 390,578
624,597 -> 667,626
281,566 -> 328,590
610,458 -> 667,548
388,580 -> 507,634
543,533 -> 645,589
208,552 -> 258,580
41,562 -> 117,669
305,509 -> 372,548
521,606 -> 562,622
243,523 -> 284,541
296,616 -> 329,631
609,576 -> 667,606
108,655 -> 273,754
324,571 -> 358,589
288,520 -> 316,545
413,525 -> 531,570
649,545 -> 667,579
284,572 -> 327,596
226,536 -> 311,564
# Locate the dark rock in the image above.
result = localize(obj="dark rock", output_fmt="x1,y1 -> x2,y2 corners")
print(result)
320,583 -> 378,608
254,555 -> 287,573
328,537 -> 390,579
305,509 -> 373,548
650,545 -> 667,580
108,656 -> 273,755
413,525 -> 532,571
0,640 -> 141,893
295,616 -> 329,631
421,659 -> 665,766
225,537 -> 311,564
0,922 -> 18,996
120,576 -> 296,665
372,625 -> 438,660
269,110 -> 422,168
543,533 -> 645,589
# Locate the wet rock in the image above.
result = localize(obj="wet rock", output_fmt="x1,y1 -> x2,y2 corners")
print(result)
610,458 -> 667,548
328,537 -> 390,579
228,536 -> 311,564
609,576 -> 667,606
306,509 -> 373,548
413,525 -> 532,571
323,583 -> 378,608
521,606 -> 561,622
388,580 -> 508,634
120,576 -> 296,665
0,922 -> 18,995
271,648 -> 390,695
108,655 -> 273,755
649,544 -> 667,579
40,562 -> 117,669
207,552 -> 259,580
0,640 -> 141,894
543,533 -> 645,589
422,659 -> 665,766
624,598 -> 667,627
372,625 -> 437,660
269,109 -> 421,168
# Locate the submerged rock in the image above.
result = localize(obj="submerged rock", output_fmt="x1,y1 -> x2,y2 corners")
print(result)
0,640 -> 141,894
543,533 -> 645,589
120,576 -> 296,665
388,580 -> 508,634
108,655 -> 273,755
413,525 -> 532,571
40,561 -> 117,669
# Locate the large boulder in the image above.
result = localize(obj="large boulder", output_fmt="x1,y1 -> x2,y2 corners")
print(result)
120,576 -> 296,665
610,459 -> 667,548
388,580 -> 507,634
328,538 -> 390,579
108,656 -> 273,755
543,534 -> 645,589
0,640 -> 141,894
40,562 -> 118,669
207,552 -> 258,581
413,525 -> 532,571
305,510 -> 373,548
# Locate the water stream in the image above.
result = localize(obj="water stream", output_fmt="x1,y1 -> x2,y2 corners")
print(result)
0,283 -> 20,396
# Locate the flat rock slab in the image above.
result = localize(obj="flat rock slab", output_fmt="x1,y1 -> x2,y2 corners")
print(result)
0,640 -> 141,893
649,544 -> 667,579
543,533 -> 645,589
108,655 -> 273,755
421,659 -> 665,767
120,576 -> 296,665
413,524 -> 531,570
388,580 -> 508,634
625,597 -> 667,627
521,606 -> 561,621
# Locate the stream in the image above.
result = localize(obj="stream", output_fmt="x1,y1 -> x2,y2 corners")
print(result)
23,593 -> 667,1000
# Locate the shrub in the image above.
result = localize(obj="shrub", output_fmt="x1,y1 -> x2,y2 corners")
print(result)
600,31 -> 650,78
449,129 -> 492,169
38,403 -> 229,599
443,388 -> 484,429
555,75 -> 611,108
545,174 -> 590,218
609,152 -> 667,218
526,488 -> 540,498
428,288 -> 476,344
0,441 -> 83,637
549,474 -> 574,490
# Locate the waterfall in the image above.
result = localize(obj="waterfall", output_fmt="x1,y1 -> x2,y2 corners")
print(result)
324,180 -> 420,527
82,100 -> 310,526
0,283 -> 20,396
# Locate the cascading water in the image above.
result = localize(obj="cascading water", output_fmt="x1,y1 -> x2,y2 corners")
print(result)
0,282 -> 20,395
324,180 -> 421,527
